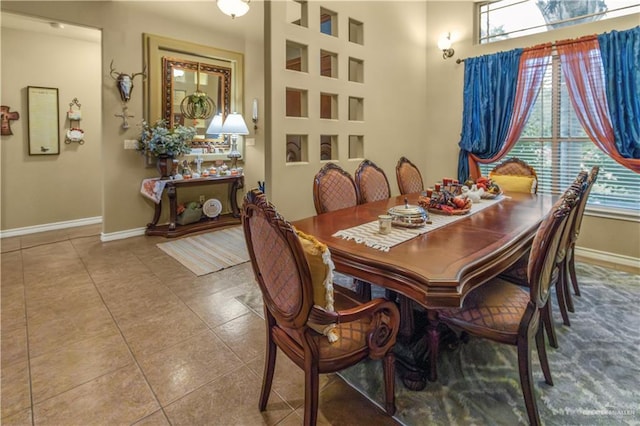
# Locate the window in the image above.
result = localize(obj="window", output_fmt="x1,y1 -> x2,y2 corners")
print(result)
479,59 -> 640,213
479,0 -> 640,44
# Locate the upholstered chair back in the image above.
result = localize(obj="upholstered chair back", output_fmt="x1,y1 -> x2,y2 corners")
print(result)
355,159 -> 391,203
313,163 -> 359,214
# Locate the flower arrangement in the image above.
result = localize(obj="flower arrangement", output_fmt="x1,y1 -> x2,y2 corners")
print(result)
137,119 -> 196,157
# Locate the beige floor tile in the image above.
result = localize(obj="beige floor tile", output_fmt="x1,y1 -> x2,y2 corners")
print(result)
0,326 -> 28,368
28,304 -> 118,358
33,364 -> 159,425
19,229 -> 71,249
163,365 -> 292,426
184,288 -> 251,328
213,311 -> 267,362
132,409 -> 171,426
0,286 -> 26,330
0,407 -> 32,426
137,330 -> 243,405
298,378 -> 399,426
26,283 -> 105,325
30,331 -> 134,403
0,237 -> 21,253
85,256 -> 153,285
116,305 -> 208,357
1,250 -> 23,286
102,282 -> 184,325
0,358 -> 31,419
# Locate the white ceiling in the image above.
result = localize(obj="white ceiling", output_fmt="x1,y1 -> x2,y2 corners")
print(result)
1,11 -> 101,43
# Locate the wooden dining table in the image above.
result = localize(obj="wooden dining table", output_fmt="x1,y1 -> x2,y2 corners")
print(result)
292,191 -> 556,387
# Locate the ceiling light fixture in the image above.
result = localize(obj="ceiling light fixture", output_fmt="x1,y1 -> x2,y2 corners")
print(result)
217,0 -> 250,19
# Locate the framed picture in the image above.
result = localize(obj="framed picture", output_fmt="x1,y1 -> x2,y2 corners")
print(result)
173,113 -> 184,126
27,86 -> 60,155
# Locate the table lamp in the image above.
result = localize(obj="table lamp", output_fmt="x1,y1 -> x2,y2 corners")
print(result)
221,112 -> 249,169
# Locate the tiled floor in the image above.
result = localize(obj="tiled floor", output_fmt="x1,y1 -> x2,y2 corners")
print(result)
0,225 -> 398,426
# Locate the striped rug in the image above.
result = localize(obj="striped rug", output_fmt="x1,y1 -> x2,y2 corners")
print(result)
156,226 -> 250,276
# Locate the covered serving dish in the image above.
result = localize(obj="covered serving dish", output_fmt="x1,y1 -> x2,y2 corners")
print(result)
387,198 -> 429,228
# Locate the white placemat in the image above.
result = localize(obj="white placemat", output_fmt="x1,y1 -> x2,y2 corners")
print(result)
332,196 -> 506,252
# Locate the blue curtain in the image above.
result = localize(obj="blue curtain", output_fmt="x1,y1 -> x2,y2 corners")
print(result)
457,49 -> 523,182
598,26 -> 640,159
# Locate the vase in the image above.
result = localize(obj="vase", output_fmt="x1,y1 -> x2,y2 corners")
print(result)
156,155 -> 173,179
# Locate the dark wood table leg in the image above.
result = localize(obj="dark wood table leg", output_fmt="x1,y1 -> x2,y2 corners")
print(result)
427,309 -> 440,382
147,201 -> 162,229
229,176 -> 243,218
168,185 -> 178,231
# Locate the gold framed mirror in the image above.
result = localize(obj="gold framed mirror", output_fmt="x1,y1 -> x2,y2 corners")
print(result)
143,34 -> 244,160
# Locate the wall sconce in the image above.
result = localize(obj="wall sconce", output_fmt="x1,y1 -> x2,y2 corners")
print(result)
217,0 -> 250,19
438,33 -> 455,60
251,98 -> 258,131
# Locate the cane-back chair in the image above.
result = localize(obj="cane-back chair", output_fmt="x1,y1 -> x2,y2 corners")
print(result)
489,157 -> 539,194
435,187 -> 580,426
313,162 -> 359,214
242,189 -> 400,426
355,159 -> 391,204
396,156 -> 424,195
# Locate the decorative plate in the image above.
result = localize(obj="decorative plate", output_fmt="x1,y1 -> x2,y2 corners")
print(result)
202,198 -> 222,218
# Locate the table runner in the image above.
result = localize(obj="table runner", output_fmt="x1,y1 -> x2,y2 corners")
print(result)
332,196 -> 506,252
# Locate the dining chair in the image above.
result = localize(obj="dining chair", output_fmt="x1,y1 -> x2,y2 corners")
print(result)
355,159 -> 392,203
395,156 -> 424,195
312,163 -> 372,301
434,186 -> 581,426
312,162 -> 359,214
489,157 -> 538,194
499,171 -> 588,346
564,166 -> 600,311
242,189 -> 400,426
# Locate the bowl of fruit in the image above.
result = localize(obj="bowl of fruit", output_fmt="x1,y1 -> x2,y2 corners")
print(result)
418,189 -> 472,215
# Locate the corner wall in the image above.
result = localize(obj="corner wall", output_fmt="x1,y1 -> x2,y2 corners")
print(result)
0,25 -> 102,230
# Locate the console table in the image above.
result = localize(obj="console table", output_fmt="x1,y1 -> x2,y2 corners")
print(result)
145,175 -> 244,238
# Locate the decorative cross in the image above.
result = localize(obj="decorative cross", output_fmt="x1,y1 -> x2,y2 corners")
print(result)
114,105 -> 134,129
1,106 -> 20,136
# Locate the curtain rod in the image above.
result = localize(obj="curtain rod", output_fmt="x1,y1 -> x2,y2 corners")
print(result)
455,34 -> 598,64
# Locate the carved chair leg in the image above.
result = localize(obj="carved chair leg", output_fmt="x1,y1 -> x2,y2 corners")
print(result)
535,322 -> 553,386
259,331 -> 277,411
541,303 -> 558,349
518,333 -> 541,426
555,271 -> 571,327
304,361 -> 320,426
568,247 -> 581,297
382,352 -> 396,416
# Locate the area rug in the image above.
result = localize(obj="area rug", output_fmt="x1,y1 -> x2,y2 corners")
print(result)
236,263 -> 640,425
157,226 -> 249,276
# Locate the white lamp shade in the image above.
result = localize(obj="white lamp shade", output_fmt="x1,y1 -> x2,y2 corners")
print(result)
438,34 -> 452,50
206,113 -> 224,136
221,112 -> 249,135
217,0 -> 250,18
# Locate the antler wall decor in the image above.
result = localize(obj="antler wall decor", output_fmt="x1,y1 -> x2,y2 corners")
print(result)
110,60 -> 147,129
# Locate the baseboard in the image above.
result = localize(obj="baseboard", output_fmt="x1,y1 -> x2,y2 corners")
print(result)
575,246 -> 640,270
101,227 -> 147,242
0,217 -> 102,238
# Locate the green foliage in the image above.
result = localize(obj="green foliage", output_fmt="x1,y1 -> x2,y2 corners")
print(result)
137,119 -> 196,157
